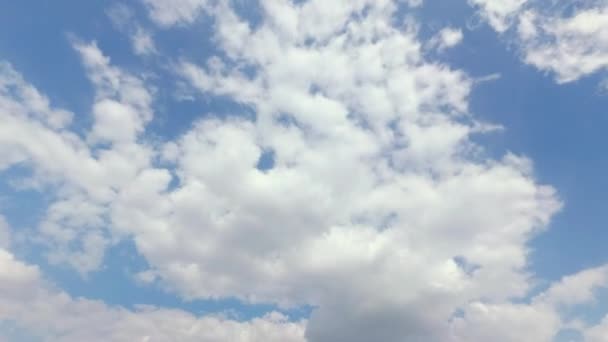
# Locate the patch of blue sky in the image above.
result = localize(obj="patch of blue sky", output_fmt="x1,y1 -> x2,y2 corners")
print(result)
0,166 -> 49,230
35,238 -> 312,321
554,329 -> 584,342
0,320 -> 42,342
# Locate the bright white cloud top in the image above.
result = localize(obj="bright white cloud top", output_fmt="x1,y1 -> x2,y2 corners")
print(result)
1,0 -> 608,341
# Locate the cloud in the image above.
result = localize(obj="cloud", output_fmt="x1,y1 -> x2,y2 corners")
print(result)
534,264 -> 608,309
474,72 -> 502,83
0,41 -> 155,273
0,246 -> 306,342
517,5 -> 608,83
107,4 -> 157,57
586,317 -> 608,342
450,302 -> 561,342
132,27 -> 157,56
0,216 -> 9,250
427,27 -> 464,52
468,0 -> 528,32
132,0 -> 562,340
5,236 -> 608,342
1,0 -> 608,340
469,0 -> 608,84
142,0 -> 210,27
452,263 -> 608,341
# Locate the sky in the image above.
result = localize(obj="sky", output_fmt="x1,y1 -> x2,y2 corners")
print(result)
1,0 -> 608,341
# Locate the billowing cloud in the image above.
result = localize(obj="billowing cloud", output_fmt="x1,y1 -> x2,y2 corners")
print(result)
136,0 -> 563,340
0,0 -> 607,341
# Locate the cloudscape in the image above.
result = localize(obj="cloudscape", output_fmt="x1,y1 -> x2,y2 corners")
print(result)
1,0 -> 608,341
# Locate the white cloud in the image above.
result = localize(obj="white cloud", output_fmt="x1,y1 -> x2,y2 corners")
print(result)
107,4 -> 157,57
468,0 -> 528,32
450,302 -> 561,342
0,42 -> 156,273
534,264 -> 608,309
74,40 -> 153,123
12,0 -> 567,339
518,6 -> 608,83
586,317 -> 608,342
126,0 -> 564,340
0,247 -> 306,342
132,27 -> 157,56
0,216 -> 9,250
2,0 -> 608,340
428,27 -> 464,52
469,0 -> 608,84
106,3 -> 134,31
0,61 -> 96,192
474,73 -> 502,83
91,99 -> 143,143
142,0 -> 210,27
451,263 -> 608,341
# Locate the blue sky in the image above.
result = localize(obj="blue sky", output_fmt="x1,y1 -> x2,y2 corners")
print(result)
1,0 -> 608,341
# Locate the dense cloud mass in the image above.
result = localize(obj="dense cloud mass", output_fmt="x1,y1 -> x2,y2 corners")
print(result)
1,0 -> 608,341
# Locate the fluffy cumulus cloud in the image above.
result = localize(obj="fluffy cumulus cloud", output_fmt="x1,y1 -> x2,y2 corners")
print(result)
1,0 -> 608,341
469,0 -> 608,83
